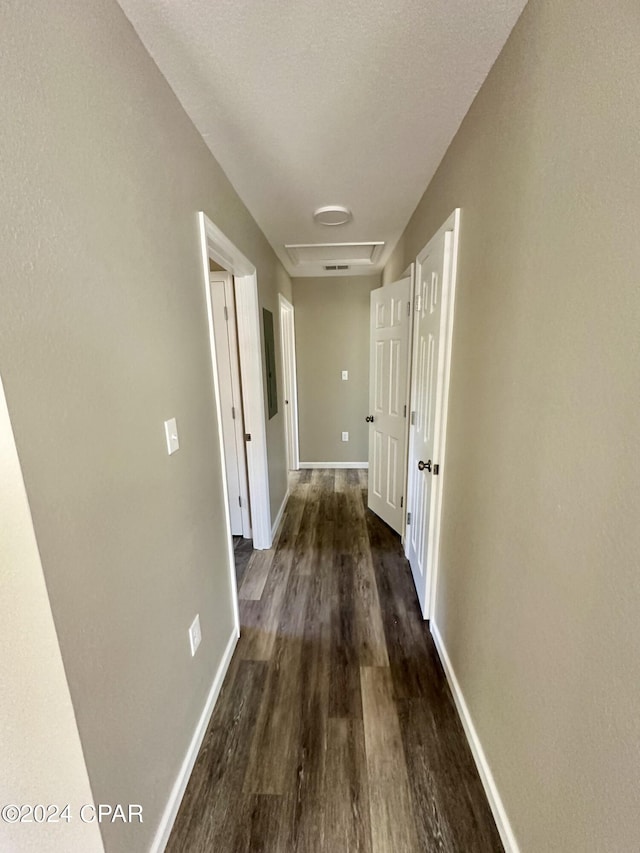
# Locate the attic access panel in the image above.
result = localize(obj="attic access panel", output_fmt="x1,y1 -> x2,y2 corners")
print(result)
284,242 -> 384,268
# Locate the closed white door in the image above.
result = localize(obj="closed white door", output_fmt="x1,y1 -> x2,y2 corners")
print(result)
368,277 -> 411,533
210,274 -> 251,537
405,212 -> 459,618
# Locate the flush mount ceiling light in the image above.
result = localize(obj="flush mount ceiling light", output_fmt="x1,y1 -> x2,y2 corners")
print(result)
313,205 -> 353,226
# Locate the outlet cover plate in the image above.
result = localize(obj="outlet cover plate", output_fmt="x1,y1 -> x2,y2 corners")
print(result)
189,614 -> 201,656
164,418 -> 179,455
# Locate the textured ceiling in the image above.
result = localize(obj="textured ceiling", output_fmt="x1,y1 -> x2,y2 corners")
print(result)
116,0 -> 528,277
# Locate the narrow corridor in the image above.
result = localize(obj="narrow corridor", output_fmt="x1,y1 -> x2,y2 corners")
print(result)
168,469 -> 502,852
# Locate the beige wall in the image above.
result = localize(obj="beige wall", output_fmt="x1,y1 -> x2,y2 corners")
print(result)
293,275 -> 380,464
388,0 -> 640,850
1,1 -> 290,851
381,236 -> 406,286
0,376 -> 104,853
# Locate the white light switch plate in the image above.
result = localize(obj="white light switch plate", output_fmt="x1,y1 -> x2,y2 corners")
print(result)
164,418 -> 179,455
189,614 -> 201,656
341,370 -> 349,380
342,431 -> 349,442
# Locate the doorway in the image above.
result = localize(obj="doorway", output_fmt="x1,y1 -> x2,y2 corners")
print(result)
278,294 -> 300,472
209,270 -> 251,538
198,212 -> 272,554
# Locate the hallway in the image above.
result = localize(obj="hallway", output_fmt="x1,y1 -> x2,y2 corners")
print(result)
167,469 -> 503,852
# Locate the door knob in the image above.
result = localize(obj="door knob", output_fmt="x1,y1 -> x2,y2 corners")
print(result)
366,415 -> 374,423
418,459 -> 432,472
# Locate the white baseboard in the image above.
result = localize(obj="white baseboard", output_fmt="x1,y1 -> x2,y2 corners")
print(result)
271,488 -> 289,539
298,462 -> 369,469
150,628 -> 238,852
430,621 -> 520,853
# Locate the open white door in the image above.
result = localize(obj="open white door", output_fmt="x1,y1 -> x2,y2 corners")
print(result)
405,210 -> 460,618
278,294 -> 299,471
210,273 -> 251,537
367,277 -> 411,533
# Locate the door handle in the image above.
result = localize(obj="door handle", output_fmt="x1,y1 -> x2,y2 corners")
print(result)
418,459 -> 432,472
366,415 -> 374,423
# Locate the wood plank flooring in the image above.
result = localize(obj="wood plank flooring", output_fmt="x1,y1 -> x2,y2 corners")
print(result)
233,536 -> 254,588
168,470 -> 503,853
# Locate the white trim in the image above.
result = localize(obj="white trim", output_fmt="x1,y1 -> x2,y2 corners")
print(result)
198,212 -> 272,550
201,215 -> 254,276
271,488 -> 290,538
197,215 -> 240,631
299,462 -> 369,469
150,628 -> 238,853
278,294 -> 300,471
431,622 -> 520,853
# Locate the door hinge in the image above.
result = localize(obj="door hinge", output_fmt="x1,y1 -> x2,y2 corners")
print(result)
407,301 -> 411,316
245,433 -> 251,442
238,495 -> 242,507
407,512 -> 411,525
415,296 -> 421,313
223,305 -> 229,322
403,404 -> 407,418
400,496 -> 403,508
433,463 -> 440,475
231,406 -> 236,420
410,411 -> 416,425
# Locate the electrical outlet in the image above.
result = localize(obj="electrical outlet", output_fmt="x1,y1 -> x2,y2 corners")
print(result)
189,614 -> 201,656
341,431 -> 349,442
341,370 -> 349,380
164,418 -> 179,455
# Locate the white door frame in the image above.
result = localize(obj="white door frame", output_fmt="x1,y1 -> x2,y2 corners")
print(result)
405,208 -> 460,620
278,294 -> 300,471
198,212 -> 272,556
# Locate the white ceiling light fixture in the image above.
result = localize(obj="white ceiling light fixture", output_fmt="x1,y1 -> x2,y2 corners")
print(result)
313,205 -> 353,226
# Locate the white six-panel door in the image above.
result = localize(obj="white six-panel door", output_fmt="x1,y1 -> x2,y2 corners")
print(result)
368,277 -> 411,533
405,211 -> 459,618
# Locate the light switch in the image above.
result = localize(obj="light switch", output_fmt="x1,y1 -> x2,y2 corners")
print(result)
342,431 -> 349,442
164,418 -> 179,455
341,370 -> 349,381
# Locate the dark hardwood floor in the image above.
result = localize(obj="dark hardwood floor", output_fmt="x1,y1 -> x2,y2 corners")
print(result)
168,469 -> 503,852
233,536 -> 254,588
